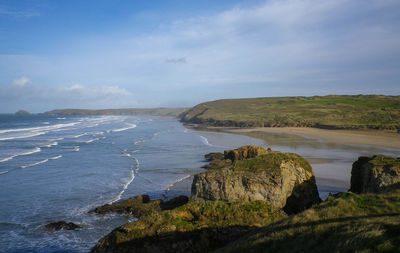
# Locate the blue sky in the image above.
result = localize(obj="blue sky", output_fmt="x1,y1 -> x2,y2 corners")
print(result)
0,0 -> 399,112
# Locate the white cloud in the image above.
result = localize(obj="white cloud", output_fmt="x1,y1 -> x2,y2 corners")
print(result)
11,77 -> 31,87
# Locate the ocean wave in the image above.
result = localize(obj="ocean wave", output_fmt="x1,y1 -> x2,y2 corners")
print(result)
73,146 -> 80,152
111,123 -> 137,133
20,155 -> 62,169
41,141 -> 58,148
0,131 -> 47,141
73,133 -> 89,138
57,117 -> 66,120
0,122 -> 79,134
109,169 -> 135,204
0,147 -> 41,163
0,171 -> 9,175
80,138 -> 100,144
165,175 -> 191,192
133,139 -> 144,145
199,135 -> 220,147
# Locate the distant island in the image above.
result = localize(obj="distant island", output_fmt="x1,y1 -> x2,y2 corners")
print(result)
43,108 -> 187,118
181,95 -> 400,130
15,110 -> 30,115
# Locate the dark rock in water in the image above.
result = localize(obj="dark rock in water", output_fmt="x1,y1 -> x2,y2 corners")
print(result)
91,194 -> 189,217
45,221 -> 81,231
15,110 -> 30,115
350,155 -> 400,194
204,152 -> 224,161
192,146 -> 321,214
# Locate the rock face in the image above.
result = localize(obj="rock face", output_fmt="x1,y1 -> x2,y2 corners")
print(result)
350,155 -> 400,194
45,221 -> 81,231
91,195 -> 188,217
191,146 -> 321,214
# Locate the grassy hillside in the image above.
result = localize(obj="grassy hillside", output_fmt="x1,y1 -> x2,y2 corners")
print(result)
217,189 -> 400,253
43,108 -> 187,118
181,95 -> 400,130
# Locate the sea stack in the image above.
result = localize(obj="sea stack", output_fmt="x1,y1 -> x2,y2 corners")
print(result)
191,145 -> 321,214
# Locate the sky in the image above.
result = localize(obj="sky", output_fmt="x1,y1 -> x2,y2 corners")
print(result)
0,0 -> 399,113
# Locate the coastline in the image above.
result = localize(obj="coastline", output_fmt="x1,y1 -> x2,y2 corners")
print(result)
185,125 -> 400,149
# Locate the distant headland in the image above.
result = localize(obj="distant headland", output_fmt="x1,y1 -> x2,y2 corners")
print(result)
15,110 -> 30,115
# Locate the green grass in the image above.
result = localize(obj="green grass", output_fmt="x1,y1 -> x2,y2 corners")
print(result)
233,152 -> 313,173
369,155 -> 400,166
216,189 -> 400,253
93,201 -> 286,251
181,95 -> 400,130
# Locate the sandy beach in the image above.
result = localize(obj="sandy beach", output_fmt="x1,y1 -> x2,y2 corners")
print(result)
224,127 -> 400,149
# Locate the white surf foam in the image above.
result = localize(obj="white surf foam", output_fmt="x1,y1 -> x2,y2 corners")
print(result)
0,122 -> 78,134
109,169 -> 135,204
57,117 -> 66,120
0,147 -> 41,163
165,175 -> 191,192
0,131 -> 46,141
73,133 -> 89,138
81,138 -> 100,144
73,146 -> 80,152
20,155 -> 62,169
112,123 -> 137,133
0,171 -> 9,175
199,135 -> 214,147
41,141 -> 58,148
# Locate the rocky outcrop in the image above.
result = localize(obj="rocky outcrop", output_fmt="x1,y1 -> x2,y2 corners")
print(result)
45,221 -> 81,231
191,146 -> 321,214
204,152 -> 224,161
350,155 -> 400,194
91,195 -> 188,217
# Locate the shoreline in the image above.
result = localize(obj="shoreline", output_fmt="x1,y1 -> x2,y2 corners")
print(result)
185,124 -> 400,149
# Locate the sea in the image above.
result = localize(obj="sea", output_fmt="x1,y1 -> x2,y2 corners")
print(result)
0,114 -> 399,252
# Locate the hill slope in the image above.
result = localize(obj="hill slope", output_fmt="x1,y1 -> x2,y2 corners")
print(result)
181,95 -> 400,130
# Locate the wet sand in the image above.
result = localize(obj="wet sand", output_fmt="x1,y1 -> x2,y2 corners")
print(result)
228,127 -> 400,149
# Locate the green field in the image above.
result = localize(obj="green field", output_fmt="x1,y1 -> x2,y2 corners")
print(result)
181,95 -> 400,130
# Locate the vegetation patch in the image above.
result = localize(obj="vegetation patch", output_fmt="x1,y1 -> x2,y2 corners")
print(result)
233,152 -> 313,173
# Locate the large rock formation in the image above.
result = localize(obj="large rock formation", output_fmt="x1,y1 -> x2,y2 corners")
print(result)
191,146 -> 321,214
350,155 -> 400,194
